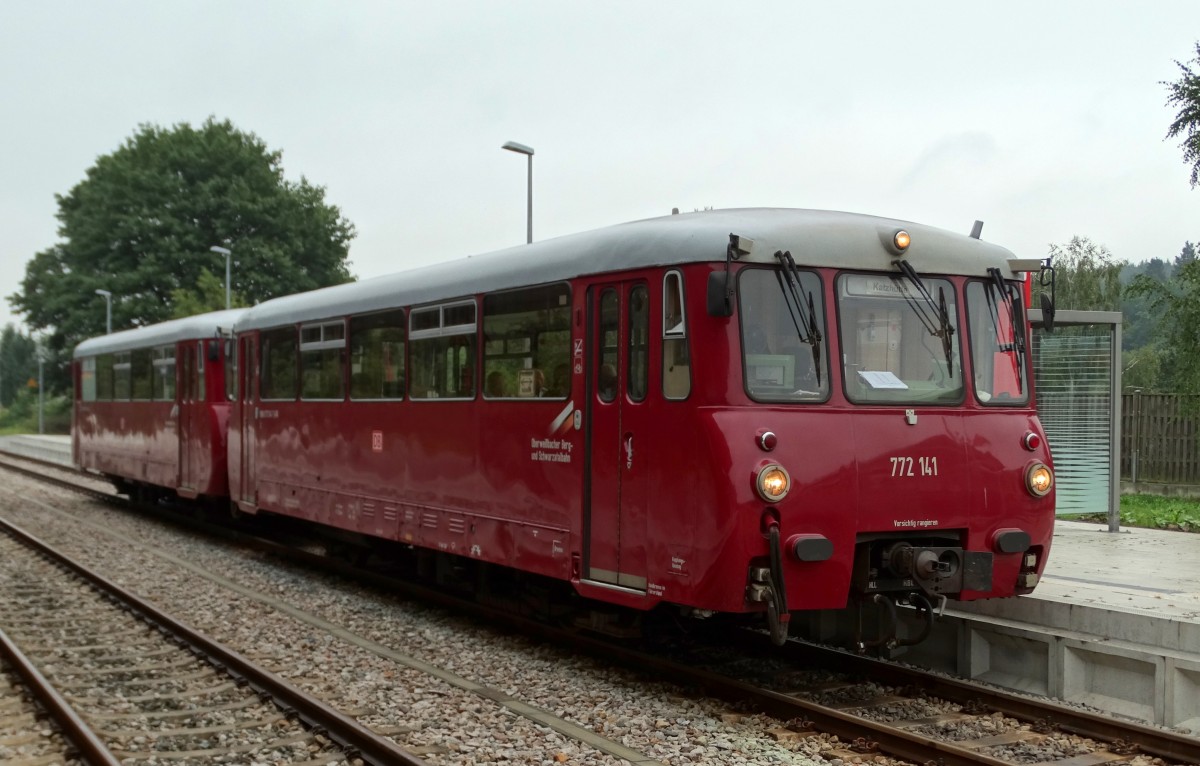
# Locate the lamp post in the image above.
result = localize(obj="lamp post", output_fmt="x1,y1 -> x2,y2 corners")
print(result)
95,289 -> 112,334
501,141 -> 534,244
210,245 -> 232,310
36,338 -> 44,435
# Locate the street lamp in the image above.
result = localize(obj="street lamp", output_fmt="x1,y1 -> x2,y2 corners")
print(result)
36,338 -> 44,435
501,141 -> 534,244
210,245 -> 232,311
95,289 -> 112,334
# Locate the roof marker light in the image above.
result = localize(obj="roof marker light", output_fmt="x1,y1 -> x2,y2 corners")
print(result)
893,230 -> 911,253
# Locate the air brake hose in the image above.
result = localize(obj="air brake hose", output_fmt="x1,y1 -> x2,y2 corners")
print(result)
767,522 -> 789,645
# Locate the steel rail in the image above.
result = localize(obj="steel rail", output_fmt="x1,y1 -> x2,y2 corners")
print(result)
0,514 -> 427,766
0,625 -> 122,766
719,627 -> 1200,764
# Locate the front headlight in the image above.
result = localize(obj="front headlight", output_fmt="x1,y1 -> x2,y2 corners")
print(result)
756,464 -> 791,503
1025,462 -> 1054,497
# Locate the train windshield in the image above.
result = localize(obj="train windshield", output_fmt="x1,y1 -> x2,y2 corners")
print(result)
738,267 -> 829,401
837,273 -> 963,404
966,280 -> 1029,404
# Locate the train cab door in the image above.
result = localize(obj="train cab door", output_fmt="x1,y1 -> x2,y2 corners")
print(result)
584,282 -> 651,592
238,335 -> 257,508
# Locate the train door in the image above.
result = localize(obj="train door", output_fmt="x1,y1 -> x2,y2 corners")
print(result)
176,338 -> 205,494
189,341 -> 207,487
178,342 -> 197,492
584,281 -> 650,591
238,335 -> 257,508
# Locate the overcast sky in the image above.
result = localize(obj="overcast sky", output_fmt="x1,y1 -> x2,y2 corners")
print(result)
3,2 -> 1198,334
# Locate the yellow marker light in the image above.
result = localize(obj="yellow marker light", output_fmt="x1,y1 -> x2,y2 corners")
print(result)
894,230 -> 911,251
756,464 -> 791,503
1025,462 -> 1054,497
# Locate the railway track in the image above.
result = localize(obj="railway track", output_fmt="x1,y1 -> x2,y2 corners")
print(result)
3,450 -> 1199,766
1,649 -> 90,765
0,503 -> 425,765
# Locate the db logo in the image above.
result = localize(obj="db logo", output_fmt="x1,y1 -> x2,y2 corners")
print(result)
371,431 -> 384,452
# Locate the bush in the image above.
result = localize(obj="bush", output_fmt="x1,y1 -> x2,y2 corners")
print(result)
0,390 -> 71,435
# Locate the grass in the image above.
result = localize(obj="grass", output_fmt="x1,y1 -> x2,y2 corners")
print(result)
1115,494 -> 1200,533
1075,495 -> 1200,533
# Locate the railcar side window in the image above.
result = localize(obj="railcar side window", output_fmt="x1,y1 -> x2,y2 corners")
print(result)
225,339 -> 237,401
836,273 -> 963,404
96,354 -> 114,401
738,268 -> 829,402
128,349 -> 152,401
113,352 -> 132,401
81,357 -> 97,402
966,280 -> 1029,405
350,310 -> 406,400
662,271 -> 691,400
261,327 -> 298,400
409,300 -> 476,399
597,289 -> 619,403
482,284 -> 570,399
628,285 -> 649,402
300,321 -> 346,400
152,345 -> 175,401
196,343 -> 206,402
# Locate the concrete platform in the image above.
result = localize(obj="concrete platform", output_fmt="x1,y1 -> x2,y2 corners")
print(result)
905,520 -> 1200,731
0,434 -> 73,468
1,434 -> 1197,729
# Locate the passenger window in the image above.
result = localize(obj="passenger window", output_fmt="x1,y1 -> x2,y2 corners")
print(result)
261,327 -> 298,400
482,283 -> 571,399
409,300 -> 476,399
196,342 -> 206,402
628,285 -> 649,402
126,349 -> 151,401
662,271 -> 691,400
350,310 -> 406,400
113,352 -> 132,400
224,338 -> 237,402
597,289 -> 619,403
96,354 -> 114,400
152,345 -> 176,401
81,357 -> 97,402
300,321 -> 346,400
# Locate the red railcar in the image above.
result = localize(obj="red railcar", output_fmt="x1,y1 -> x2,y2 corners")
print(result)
227,209 -> 1056,647
73,310 -> 246,501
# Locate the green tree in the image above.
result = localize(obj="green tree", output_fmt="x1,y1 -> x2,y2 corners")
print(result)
10,118 -> 356,388
0,325 -> 38,409
1035,236 -> 1123,311
1164,41 -> 1200,187
1173,241 -> 1197,275
1127,259 -> 1200,392
170,268 -> 245,319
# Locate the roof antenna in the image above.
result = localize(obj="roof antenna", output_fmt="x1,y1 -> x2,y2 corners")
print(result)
969,220 -> 984,239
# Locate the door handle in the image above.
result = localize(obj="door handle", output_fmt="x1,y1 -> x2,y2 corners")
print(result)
624,433 -> 634,471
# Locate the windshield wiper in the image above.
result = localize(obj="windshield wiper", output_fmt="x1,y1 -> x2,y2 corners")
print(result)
986,267 -> 1026,390
894,260 -> 955,379
773,250 -> 823,387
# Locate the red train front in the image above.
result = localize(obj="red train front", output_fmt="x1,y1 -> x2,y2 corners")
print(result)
222,209 -> 1056,649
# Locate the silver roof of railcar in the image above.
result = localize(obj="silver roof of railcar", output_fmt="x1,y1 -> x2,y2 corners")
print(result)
74,309 -> 248,358
235,208 -> 1023,332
